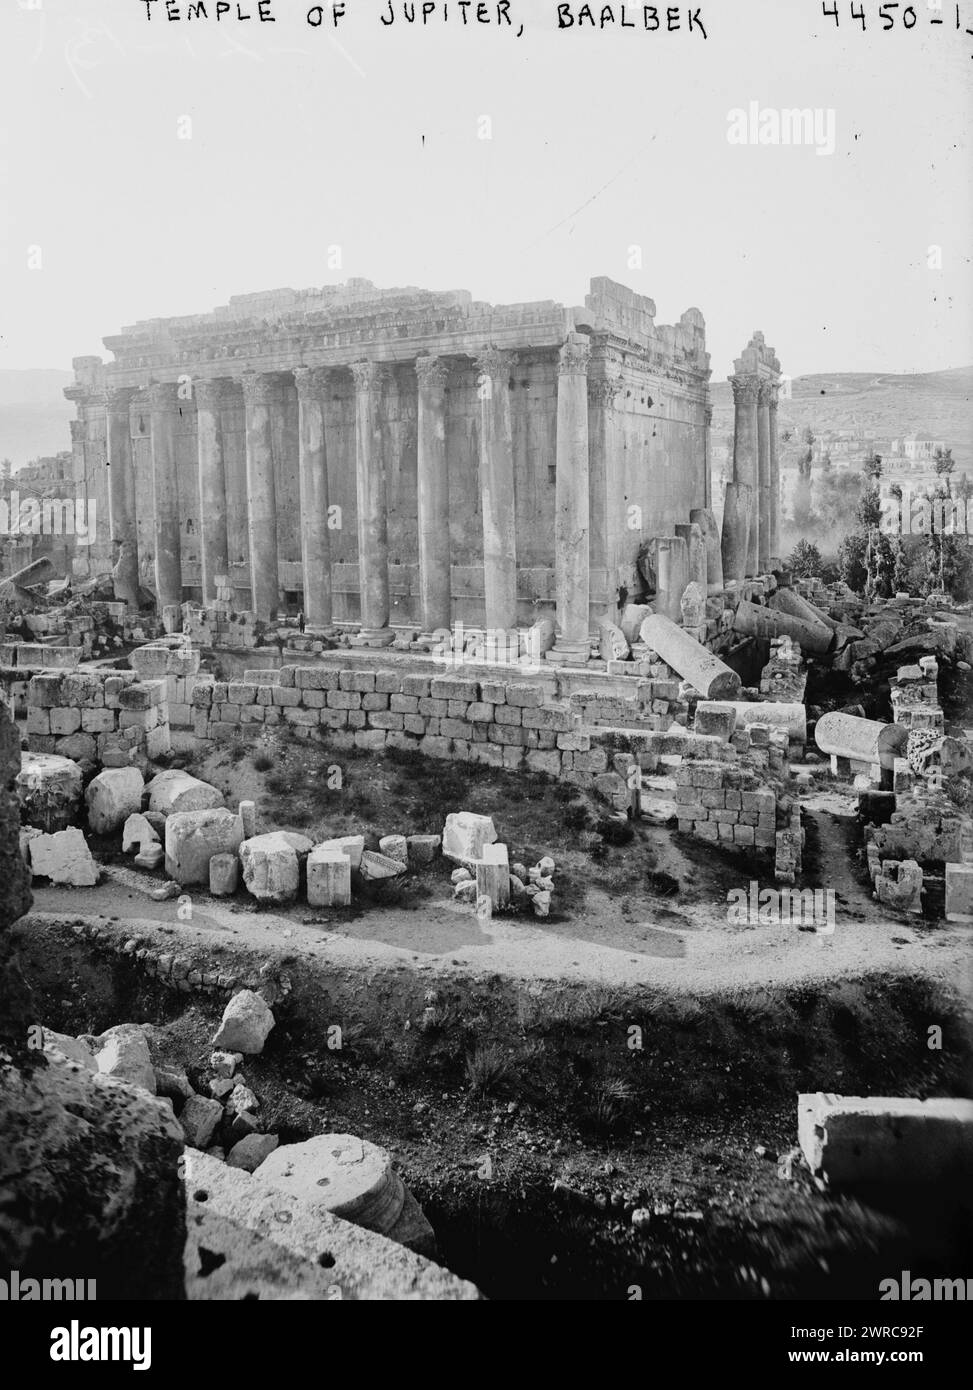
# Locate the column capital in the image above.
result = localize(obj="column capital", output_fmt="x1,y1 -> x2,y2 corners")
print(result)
350,359 -> 390,393
729,373 -> 760,406
194,378 -> 232,411
293,366 -> 331,400
105,385 -> 139,414
145,380 -> 180,411
415,355 -> 449,391
474,347 -> 518,381
588,375 -> 621,409
766,382 -> 781,411
558,332 -> 591,376
704,404 -> 714,426
239,372 -> 280,408
758,380 -> 776,407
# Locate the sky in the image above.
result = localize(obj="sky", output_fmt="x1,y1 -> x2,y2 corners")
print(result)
0,0 -> 971,381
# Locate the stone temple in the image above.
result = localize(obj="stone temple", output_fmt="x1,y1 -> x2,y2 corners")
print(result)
60,277 -> 774,661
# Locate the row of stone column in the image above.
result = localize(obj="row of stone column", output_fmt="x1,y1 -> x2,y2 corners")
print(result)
101,336 -> 597,657
721,375 -> 780,581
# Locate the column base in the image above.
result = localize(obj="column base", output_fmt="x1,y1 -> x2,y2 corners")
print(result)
545,637 -> 590,667
350,627 -> 395,648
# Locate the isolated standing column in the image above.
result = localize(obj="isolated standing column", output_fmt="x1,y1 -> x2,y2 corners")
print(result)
241,372 -> 281,623
415,355 -> 451,636
475,347 -> 518,633
294,367 -> 333,630
193,379 -> 230,606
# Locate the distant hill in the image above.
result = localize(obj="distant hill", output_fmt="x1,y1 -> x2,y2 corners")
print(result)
0,370 -> 75,470
710,366 -> 973,474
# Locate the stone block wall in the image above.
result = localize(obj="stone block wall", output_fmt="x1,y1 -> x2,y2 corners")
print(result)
26,669 -> 171,769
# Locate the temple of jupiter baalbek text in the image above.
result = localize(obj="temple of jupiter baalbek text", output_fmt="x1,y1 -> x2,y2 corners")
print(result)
63,278 -> 783,664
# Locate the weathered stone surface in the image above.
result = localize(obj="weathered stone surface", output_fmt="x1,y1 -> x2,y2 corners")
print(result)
209,851 -> 240,896
798,1092 -> 973,1188
0,1054 -> 186,1299
182,1150 -> 479,1300
475,841 -> 510,909
360,850 -> 408,882
212,989 -> 275,1055
307,845 -> 352,906
28,827 -> 99,887
165,808 -> 244,886
94,1024 -> 156,1093
598,620 -> 629,662
227,1133 -> 279,1173
147,769 -> 224,817
42,1028 -> 97,1071
16,752 -> 83,833
733,598 -> 833,655
311,833 -> 364,871
379,833 -> 408,864
442,811 -> 498,863
945,863 -> 973,922
640,613 -> 741,700
240,832 -> 300,904
816,712 -> 908,770
85,766 -> 144,835
406,834 -> 441,866
180,1094 -> 224,1149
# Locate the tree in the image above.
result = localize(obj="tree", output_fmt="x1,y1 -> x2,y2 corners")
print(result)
788,539 -> 822,578
934,446 -> 954,476
862,451 -> 883,479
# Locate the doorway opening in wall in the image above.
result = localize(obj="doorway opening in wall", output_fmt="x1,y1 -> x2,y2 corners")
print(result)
284,590 -> 301,613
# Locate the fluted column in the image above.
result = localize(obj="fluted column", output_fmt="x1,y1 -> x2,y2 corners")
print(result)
757,381 -> 773,573
704,404 -> 713,510
768,384 -> 781,567
146,382 -> 183,612
194,380 -> 230,606
241,372 -> 281,622
105,386 -> 140,607
729,373 -> 760,577
350,360 -> 393,643
415,356 -> 451,636
548,333 -> 591,666
475,348 -> 518,632
294,367 -> 333,631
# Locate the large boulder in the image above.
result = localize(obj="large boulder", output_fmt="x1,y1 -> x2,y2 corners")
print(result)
0,1054 -> 186,1299
239,832 -> 300,905
442,812 -> 498,865
165,808 -> 244,887
28,828 -> 99,887
122,813 -> 160,855
85,766 -> 144,835
146,770 -> 223,817
93,1024 -> 156,1093
212,989 -> 275,1055
16,752 -> 83,833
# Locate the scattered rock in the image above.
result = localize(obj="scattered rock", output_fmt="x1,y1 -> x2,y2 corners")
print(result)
179,1095 -> 224,1149
146,769 -> 224,817
16,752 -> 83,833
212,990 -> 275,1055
210,1050 -> 242,1078
442,812 -> 498,864
94,1024 -> 156,1093
226,1133 -> 279,1173
165,808 -> 244,887
239,832 -> 300,905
